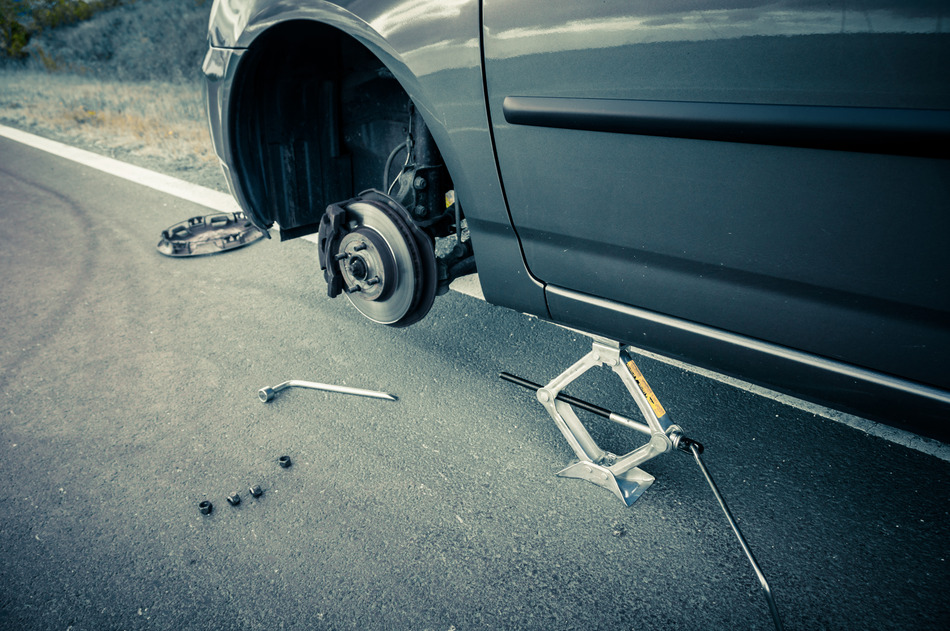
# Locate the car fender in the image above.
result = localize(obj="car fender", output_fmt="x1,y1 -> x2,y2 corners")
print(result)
207,0 -> 548,315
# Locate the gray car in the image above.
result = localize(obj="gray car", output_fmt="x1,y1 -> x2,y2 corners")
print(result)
203,0 -> 950,441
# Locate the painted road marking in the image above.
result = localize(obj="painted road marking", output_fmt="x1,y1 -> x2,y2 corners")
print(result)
0,124 -> 239,213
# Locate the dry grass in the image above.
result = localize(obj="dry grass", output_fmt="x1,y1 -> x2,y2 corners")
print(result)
0,1 -> 222,187
0,68 -> 218,174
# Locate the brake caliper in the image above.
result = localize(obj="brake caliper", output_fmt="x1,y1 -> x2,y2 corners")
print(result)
317,202 -> 349,298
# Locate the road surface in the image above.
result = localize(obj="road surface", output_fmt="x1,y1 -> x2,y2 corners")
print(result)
0,133 -> 948,630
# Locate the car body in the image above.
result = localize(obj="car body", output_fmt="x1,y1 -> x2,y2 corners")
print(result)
203,0 -> 950,441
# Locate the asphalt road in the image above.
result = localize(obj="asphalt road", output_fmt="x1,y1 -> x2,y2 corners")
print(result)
1,135 -> 948,631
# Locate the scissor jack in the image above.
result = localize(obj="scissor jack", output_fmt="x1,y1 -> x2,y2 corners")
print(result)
501,337 -> 699,506
502,337 -> 784,631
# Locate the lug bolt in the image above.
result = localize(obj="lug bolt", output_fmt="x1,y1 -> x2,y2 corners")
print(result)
353,242 -> 367,252
249,485 -> 263,498
278,455 -> 292,468
334,252 -> 349,261
198,500 -> 213,515
227,492 -> 241,506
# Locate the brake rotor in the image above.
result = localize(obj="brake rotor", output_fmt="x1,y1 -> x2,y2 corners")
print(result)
331,192 -> 437,327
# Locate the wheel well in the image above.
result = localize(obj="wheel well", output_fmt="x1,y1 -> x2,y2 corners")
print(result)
229,20 -> 450,240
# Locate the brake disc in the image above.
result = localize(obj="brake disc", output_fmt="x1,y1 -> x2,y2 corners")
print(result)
329,191 -> 437,327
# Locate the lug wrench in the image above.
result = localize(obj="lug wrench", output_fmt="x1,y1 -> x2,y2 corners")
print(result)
258,380 -> 397,403
501,372 -> 783,631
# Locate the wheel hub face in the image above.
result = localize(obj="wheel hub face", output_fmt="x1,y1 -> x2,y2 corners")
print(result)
333,196 -> 436,326
338,228 -> 396,302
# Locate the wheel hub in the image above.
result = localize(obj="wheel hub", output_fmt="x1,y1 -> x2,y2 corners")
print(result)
318,190 -> 437,327
337,228 -> 396,302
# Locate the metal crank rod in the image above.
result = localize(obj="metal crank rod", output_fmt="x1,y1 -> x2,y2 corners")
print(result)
500,372 -> 702,453
689,442 -> 784,631
500,339 -> 783,631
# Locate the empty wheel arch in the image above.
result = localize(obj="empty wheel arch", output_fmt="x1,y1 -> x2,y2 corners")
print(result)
229,22 -> 404,236
227,20 -> 473,324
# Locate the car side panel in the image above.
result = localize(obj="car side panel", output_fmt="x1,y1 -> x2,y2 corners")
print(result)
483,3 -> 950,398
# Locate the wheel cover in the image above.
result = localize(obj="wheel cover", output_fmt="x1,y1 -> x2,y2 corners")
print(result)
334,194 -> 437,327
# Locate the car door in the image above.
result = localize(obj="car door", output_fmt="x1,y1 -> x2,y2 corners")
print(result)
482,1 -> 950,391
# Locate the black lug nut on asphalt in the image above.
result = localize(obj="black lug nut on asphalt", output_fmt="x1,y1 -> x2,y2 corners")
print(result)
227,492 -> 241,506
198,500 -> 213,515
278,455 -> 292,468
249,485 -> 263,498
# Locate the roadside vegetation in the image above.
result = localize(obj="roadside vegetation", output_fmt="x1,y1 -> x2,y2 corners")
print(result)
0,0 -> 221,189
1,0 -> 124,59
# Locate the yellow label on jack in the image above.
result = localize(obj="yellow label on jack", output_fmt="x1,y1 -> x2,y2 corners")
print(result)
626,359 -> 667,419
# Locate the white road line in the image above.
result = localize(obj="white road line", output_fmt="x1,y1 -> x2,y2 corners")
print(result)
3,123 -> 946,461
0,124 -> 240,213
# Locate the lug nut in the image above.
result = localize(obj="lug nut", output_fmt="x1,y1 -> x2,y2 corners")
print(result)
249,485 -> 263,498
227,492 -> 241,506
278,455 -> 292,468
198,500 -> 213,515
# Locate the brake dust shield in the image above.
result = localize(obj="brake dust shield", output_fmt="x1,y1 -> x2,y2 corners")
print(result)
157,212 -> 266,257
